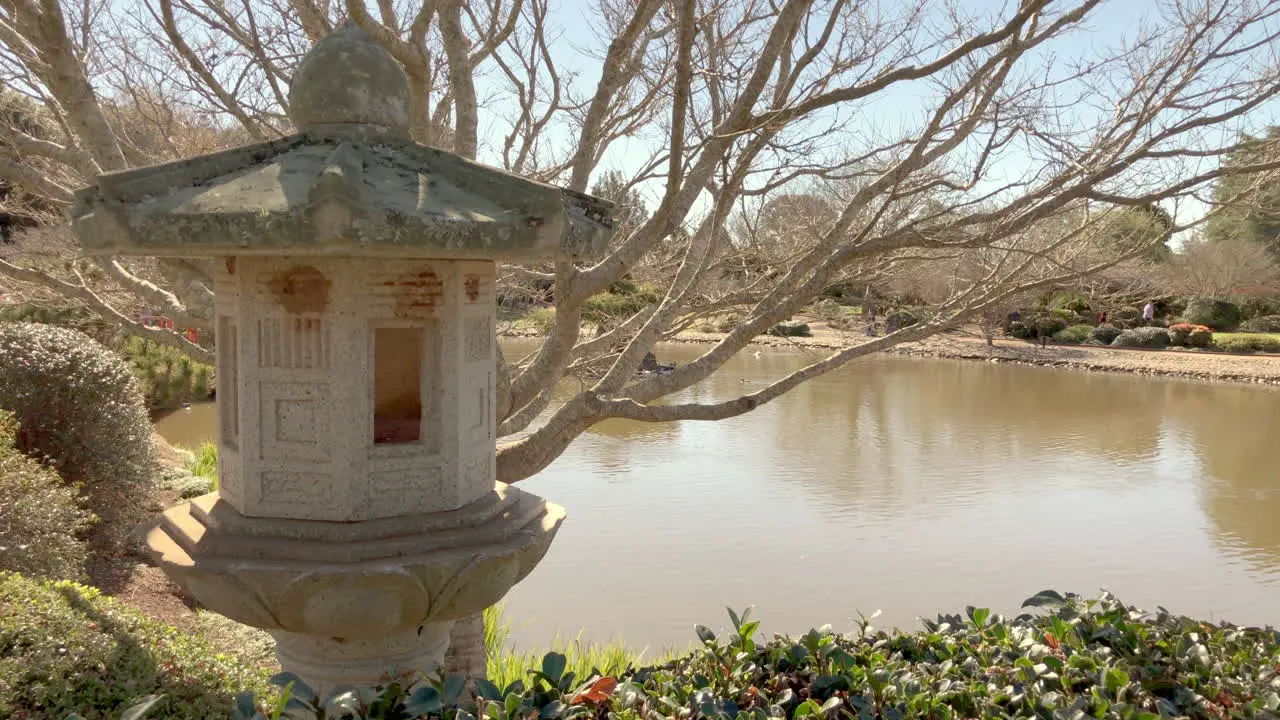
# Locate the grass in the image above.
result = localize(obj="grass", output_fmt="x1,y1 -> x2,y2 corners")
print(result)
1214,332 -> 1280,342
484,603 -> 680,689
186,441 -> 218,486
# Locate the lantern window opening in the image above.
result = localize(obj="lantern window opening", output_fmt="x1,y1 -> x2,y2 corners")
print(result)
370,319 -> 440,450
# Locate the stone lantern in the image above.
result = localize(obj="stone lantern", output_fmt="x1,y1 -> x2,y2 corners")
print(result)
68,21 -> 613,693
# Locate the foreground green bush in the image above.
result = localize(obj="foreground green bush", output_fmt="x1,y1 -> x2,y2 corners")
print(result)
581,286 -> 662,327
1111,327 -> 1170,348
1086,324 -> 1124,345
1168,323 -> 1213,348
1239,315 -> 1280,334
1216,335 -> 1280,354
1181,297 -> 1243,331
118,336 -> 213,415
0,572 -> 270,718
768,321 -> 811,337
0,411 -> 95,581
228,590 -> 1279,720
0,323 -> 154,490
1052,324 -> 1093,344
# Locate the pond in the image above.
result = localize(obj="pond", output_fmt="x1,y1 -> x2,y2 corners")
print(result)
155,339 -> 1280,653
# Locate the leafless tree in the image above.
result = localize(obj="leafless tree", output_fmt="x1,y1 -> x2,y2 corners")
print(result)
5,0 -> 1280,674
1163,235 -> 1280,297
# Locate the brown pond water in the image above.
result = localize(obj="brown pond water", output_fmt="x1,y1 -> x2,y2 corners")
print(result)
155,339 -> 1280,653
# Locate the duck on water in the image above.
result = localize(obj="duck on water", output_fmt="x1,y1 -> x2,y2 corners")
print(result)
639,351 -> 675,376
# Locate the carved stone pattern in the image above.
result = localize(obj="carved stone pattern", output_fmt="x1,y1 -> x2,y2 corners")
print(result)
275,399 -> 320,443
266,264 -> 332,314
379,266 -> 443,320
463,274 -> 480,302
259,471 -> 332,504
369,467 -> 442,494
259,316 -> 329,369
260,383 -> 331,461
464,316 -> 491,362
461,455 -> 490,488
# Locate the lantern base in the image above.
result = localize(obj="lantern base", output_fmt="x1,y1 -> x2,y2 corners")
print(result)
273,622 -> 455,699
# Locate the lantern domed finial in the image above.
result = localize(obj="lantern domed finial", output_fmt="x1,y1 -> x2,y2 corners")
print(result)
288,19 -> 411,135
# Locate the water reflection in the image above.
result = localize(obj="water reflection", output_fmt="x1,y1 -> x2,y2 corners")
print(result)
155,340 -> 1280,649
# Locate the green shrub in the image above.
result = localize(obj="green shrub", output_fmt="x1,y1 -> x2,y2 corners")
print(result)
0,572 -> 271,718
1239,314 -> 1280,333
884,308 -> 920,331
117,337 -> 213,415
1086,323 -> 1123,345
1168,323 -> 1214,348
1111,327 -> 1170,348
1048,291 -> 1091,315
1111,306 -> 1141,329
1048,308 -> 1087,326
1216,335 -> 1280,353
235,591 -> 1280,720
1052,324 -> 1093,343
0,412 -> 95,581
0,323 -> 154,491
768,320 -> 811,337
1163,295 -> 1189,318
581,285 -> 662,326
1238,294 -> 1280,319
0,302 -> 117,344
1181,296 -> 1243,331
1010,314 -> 1067,340
523,307 -> 557,334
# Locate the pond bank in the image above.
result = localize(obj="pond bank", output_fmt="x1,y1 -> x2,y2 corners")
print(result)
498,326 -> 1280,386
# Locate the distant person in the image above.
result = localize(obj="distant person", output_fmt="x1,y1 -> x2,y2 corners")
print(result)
1142,301 -> 1155,325
640,352 -> 659,372
1096,311 -> 1107,325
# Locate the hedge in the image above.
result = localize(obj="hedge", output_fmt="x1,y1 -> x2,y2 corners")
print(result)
220,590 -> 1279,720
0,572 -> 270,718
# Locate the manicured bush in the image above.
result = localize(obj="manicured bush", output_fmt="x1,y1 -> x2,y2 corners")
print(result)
0,323 -> 154,490
884,308 -> 920,331
117,337 -> 213,415
0,572 -> 271,718
1006,320 -> 1031,340
768,320 -> 811,337
1111,327 -> 1170,348
0,412 -> 95,581
1168,322 -> 1212,346
1181,297 -> 1243,331
1052,324 -> 1093,344
1216,335 -> 1280,354
522,307 -> 557,334
581,285 -> 662,326
1086,323 -> 1123,345
0,302 -> 117,344
232,591 -> 1280,720
1238,294 -> 1280,320
1049,291 -> 1091,315
1239,314 -> 1280,333
1111,306 -> 1142,329
1188,327 -> 1214,348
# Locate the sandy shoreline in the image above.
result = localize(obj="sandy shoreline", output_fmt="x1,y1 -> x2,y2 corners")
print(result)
498,325 -> 1280,387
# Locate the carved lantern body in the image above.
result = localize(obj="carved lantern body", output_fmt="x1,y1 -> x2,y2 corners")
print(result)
67,20 -> 613,693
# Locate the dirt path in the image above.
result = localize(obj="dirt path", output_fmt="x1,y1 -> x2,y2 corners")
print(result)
86,431 -> 202,631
